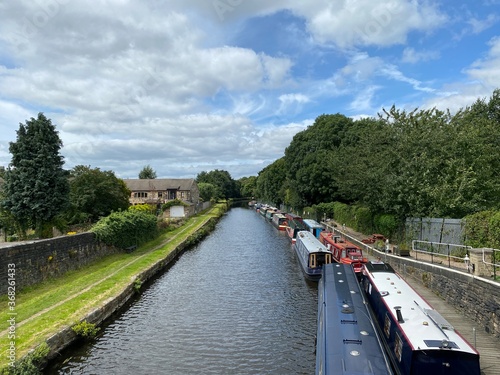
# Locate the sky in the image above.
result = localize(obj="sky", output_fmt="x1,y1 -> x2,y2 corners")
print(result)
0,1 -> 499,180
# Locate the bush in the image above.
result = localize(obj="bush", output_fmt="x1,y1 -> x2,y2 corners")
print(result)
374,214 -> 399,238
463,210 -> 494,247
8,343 -> 49,375
72,320 -> 100,340
91,210 -> 158,249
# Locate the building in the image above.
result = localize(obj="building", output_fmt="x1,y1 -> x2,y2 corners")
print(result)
123,178 -> 200,206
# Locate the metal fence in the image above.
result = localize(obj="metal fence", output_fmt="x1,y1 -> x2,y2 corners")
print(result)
481,248 -> 500,279
411,240 -> 472,269
406,217 -> 465,245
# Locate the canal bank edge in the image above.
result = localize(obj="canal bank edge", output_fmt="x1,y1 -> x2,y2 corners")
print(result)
12,205 -> 226,373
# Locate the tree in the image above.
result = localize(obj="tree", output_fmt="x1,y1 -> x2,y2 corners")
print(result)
1,113 -> 69,238
139,165 -> 157,179
196,170 -> 240,199
239,176 -> 257,198
198,182 -> 221,202
67,165 -> 131,223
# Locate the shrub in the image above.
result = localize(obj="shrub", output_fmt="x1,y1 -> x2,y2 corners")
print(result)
72,320 -> 100,340
91,210 -> 158,249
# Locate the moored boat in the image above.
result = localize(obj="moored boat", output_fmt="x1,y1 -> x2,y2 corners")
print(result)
360,260 -> 480,375
265,207 -> 279,220
285,218 -> 308,243
320,231 -> 367,274
293,231 -> 332,281
316,263 -> 393,375
303,219 -> 324,238
271,213 -> 288,230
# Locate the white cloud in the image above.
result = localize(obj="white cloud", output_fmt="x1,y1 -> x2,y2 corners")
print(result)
0,0 -> 498,179
401,47 -> 440,64
289,0 -> 447,48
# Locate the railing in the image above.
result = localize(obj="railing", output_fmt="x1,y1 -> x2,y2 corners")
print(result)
411,240 -> 472,269
481,248 -> 500,279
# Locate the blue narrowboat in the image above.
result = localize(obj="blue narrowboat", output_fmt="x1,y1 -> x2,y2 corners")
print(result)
293,231 -> 332,281
316,263 -> 393,375
303,219 -> 324,238
360,261 -> 480,375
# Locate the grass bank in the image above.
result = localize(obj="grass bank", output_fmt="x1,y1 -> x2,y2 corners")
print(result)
0,203 -> 227,373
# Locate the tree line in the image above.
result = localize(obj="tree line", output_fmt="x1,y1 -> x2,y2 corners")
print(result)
247,90 -> 500,245
2,89 -> 499,246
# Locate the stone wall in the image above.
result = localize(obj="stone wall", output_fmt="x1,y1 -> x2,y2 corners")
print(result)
0,233 -> 118,295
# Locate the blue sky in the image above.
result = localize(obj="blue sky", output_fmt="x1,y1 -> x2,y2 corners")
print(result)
1,1 -> 499,179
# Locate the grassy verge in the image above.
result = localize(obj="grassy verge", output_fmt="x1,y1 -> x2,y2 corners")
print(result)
0,203 -> 226,372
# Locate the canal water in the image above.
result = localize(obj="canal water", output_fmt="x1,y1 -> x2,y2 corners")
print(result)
45,207 -> 318,374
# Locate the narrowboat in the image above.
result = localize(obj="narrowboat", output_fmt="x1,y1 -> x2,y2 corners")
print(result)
285,218 -> 308,243
320,231 -> 367,274
293,231 -> 332,281
303,219 -> 324,238
271,213 -> 288,231
360,261 -> 480,375
316,263 -> 393,375
259,205 -> 269,217
265,207 -> 279,220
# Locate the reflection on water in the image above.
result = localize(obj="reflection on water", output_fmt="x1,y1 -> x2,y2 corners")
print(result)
45,207 -> 318,375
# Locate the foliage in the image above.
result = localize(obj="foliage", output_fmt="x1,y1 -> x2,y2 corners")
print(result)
284,114 -> 352,207
9,342 -> 49,375
254,89 -> 500,224
196,170 -> 241,199
91,210 -> 157,249
463,211 -> 494,248
161,199 -> 187,210
128,204 -> 156,215
72,320 -> 100,339
489,212 -> 500,248
238,176 -> 257,198
255,158 -> 287,206
374,214 -> 399,238
1,113 -> 69,238
198,182 -> 222,202
138,165 -> 157,179
312,202 -> 336,221
66,165 -> 131,224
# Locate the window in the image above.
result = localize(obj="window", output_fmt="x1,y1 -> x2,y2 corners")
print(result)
384,314 -> 391,338
310,254 -> 317,268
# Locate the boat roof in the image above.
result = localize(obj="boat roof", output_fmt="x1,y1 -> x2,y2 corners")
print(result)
303,219 -> 324,229
319,263 -> 393,374
363,261 -> 477,354
296,231 -> 330,254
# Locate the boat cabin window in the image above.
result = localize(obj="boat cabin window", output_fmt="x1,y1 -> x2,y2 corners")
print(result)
310,253 -> 332,268
310,254 -> 317,268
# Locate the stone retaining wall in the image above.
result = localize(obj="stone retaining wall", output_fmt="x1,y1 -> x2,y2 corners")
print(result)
0,233 -> 117,295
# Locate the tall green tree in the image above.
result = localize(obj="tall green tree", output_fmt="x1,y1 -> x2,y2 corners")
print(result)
255,158 -> 287,206
1,113 -> 69,238
138,165 -> 157,179
239,176 -> 257,198
196,170 -> 240,199
198,182 -> 221,202
67,165 -> 131,223
284,114 -> 353,207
